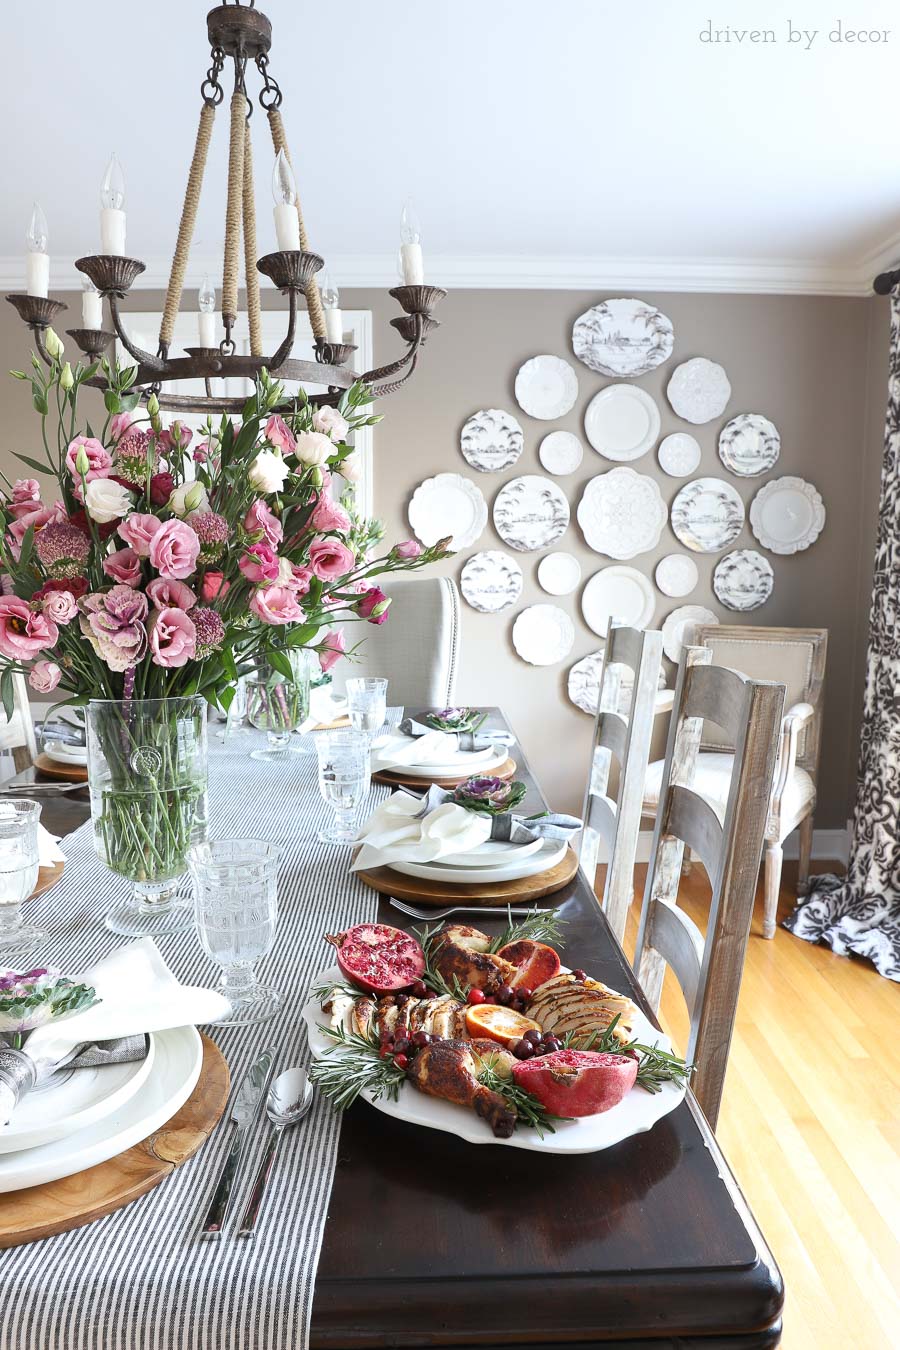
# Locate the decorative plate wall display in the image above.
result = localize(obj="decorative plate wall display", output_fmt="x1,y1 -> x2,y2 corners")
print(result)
581,566 -> 656,637
655,553 -> 699,598
713,549 -> 774,611
718,414 -> 780,477
568,649 -> 666,717
662,606 -> 719,663
658,432 -> 702,478
515,355 -> 579,420
577,467 -> 668,559
512,605 -> 575,666
571,298 -> 675,378
670,477 -> 745,553
460,408 -> 524,473
539,431 -> 583,476
667,358 -> 732,424
537,551 -> 582,596
583,385 -> 661,461
408,473 -> 487,552
460,550 -> 524,613
493,475 -> 570,553
749,476 -> 825,554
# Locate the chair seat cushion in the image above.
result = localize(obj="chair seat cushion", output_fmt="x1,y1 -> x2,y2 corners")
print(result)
643,752 -> 815,827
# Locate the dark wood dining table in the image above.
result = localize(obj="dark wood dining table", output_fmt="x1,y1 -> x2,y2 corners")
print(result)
31,708 -> 783,1348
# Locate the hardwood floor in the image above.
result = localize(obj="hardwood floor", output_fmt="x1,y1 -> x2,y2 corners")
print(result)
598,859 -> 900,1350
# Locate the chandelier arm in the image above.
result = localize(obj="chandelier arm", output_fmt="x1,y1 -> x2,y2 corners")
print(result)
159,101 -> 217,354
242,119 -> 263,357
267,287 -> 298,371
222,89 -> 248,343
371,348 -> 422,398
107,295 -> 166,372
360,318 -> 424,387
265,106 -> 328,342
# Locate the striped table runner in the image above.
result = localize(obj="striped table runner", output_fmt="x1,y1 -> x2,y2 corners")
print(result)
0,726 -> 392,1350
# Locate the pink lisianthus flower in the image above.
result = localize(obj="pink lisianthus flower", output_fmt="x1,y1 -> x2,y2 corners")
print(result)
102,547 -> 142,588
8,480 -> 42,519
0,597 -> 58,661
28,660 -> 61,694
118,513 -> 162,558
392,539 -> 423,560
146,577 -> 196,611
39,590 -> 78,626
318,628 -> 346,674
239,542 -> 280,584
148,519 -> 201,580
199,571 -> 230,603
149,606 -> 197,668
109,412 -> 134,443
65,436 -> 111,482
80,587 -> 147,671
265,414 -> 296,456
312,406 -> 350,442
7,505 -> 59,560
308,535 -> 356,581
287,564 -> 313,596
155,422 -> 192,454
249,585 -> 306,626
310,494 -> 352,534
243,499 -> 283,548
357,585 -> 391,625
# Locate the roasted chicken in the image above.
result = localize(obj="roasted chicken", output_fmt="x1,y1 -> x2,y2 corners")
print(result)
406,1037 -> 518,1138
430,923 -> 517,995
525,972 -> 637,1044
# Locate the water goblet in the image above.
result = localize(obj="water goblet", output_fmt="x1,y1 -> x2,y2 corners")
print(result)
189,839 -> 282,1026
0,800 -> 43,955
246,651 -> 311,762
316,730 -> 371,844
346,677 -> 388,744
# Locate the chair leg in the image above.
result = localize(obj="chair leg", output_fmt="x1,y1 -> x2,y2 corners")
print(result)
681,845 -> 694,877
763,842 -> 783,940
797,816 -> 814,896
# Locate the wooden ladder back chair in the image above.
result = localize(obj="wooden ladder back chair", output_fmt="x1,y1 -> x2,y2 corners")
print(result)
634,646 -> 785,1128
579,623 -> 663,945
0,671 -> 38,775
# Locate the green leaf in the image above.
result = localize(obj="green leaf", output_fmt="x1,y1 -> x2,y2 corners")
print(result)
32,393 -> 49,416
120,391 -> 141,412
13,453 -> 52,476
267,647 -> 295,681
1,669 -> 15,723
104,389 -> 122,414
18,524 -> 35,571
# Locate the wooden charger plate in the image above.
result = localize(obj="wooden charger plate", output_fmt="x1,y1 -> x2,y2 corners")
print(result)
0,1034 -> 229,1248
372,756 -> 517,790
33,752 -> 88,783
357,844 -> 579,908
31,860 -> 65,901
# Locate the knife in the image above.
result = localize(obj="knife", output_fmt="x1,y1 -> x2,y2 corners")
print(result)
200,1045 -> 277,1238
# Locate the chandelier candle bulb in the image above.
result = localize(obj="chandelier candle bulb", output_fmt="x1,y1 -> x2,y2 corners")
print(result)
320,271 -> 343,343
272,148 -> 301,251
81,278 -> 103,329
400,198 -> 425,285
198,274 -> 217,347
25,202 -> 49,298
99,152 -> 127,255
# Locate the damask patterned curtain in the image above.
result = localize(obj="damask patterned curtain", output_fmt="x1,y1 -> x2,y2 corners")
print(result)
785,293 -> 900,981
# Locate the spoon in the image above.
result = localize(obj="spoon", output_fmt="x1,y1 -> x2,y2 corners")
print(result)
237,1067 -> 313,1236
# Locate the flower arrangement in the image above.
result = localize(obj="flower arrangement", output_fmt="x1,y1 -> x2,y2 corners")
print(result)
0,967 -> 97,1049
451,775 -> 527,815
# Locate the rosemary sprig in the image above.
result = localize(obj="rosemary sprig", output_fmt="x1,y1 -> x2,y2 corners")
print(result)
413,920 -> 472,1000
310,978 -> 358,1004
559,1016 -> 692,1093
308,1022 -> 406,1110
478,1063 -> 571,1138
487,905 -> 567,954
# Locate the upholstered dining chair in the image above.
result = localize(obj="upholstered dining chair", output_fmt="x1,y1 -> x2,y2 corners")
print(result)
578,623 -> 663,946
634,646 -> 785,1128
0,671 -> 39,779
643,625 -> 827,939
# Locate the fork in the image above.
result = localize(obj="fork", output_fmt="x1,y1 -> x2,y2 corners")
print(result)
389,898 -> 547,922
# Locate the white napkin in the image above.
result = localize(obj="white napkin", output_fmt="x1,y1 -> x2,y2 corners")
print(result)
351,789 -> 491,871
37,823 -> 65,867
371,729 -> 460,771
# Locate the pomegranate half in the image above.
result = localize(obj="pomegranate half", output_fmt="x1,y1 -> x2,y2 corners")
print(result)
325,923 -> 425,995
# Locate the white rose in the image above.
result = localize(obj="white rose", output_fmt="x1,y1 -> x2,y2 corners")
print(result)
293,431 -> 333,467
167,482 -> 210,517
340,451 -> 361,483
312,406 -> 350,442
84,477 -> 134,524
247,449 -> 291,494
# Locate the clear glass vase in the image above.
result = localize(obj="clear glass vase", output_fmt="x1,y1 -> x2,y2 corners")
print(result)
87,696 -> 208,936
246,649 -> 312,762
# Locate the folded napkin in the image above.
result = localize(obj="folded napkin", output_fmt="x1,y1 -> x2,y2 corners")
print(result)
413,783 -> 582,845
351,790 -> 492,871
38,823 -> 65,867
399,715 -> 514,754
372,729 -> 464,771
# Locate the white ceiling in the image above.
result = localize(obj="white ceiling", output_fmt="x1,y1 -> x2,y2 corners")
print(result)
2,0 -> 898,293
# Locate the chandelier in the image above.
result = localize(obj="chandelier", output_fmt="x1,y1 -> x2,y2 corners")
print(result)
5,0 -> 446,413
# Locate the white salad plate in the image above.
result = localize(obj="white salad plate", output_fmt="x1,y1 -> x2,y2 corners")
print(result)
670,477 -> 745,553
304,966 -> 685,1154
583,385 -> 660,461
581,566 -> 656,637
460,551 -> 523,613
667,358 -> 731,424
571,298 -> 675,378
718,413 -> 780,477
0,1026 -> 202,1193
512,605 -> 575,666
661,606 -> 719,663
567,649 -> 666,717
538,431 -> 583,476
391,838 -> 567,885
493,476 -> 570,553
408,473 -> 487,552
537,551 -> 582,596
749,477 -> 825,554
515,355 -> 579,420
0,1036 -> 156,1155
438,838 -> 545,868
460,409 -> 524,474
372,740 -> 505,778
44,741 -> 88,767
577,468 -> 668,559
658,433 -> 702,478
713,549 -> 774,611
655,554 -> 699,599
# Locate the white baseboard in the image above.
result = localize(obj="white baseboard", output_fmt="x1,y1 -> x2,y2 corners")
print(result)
633,824 -> 850,866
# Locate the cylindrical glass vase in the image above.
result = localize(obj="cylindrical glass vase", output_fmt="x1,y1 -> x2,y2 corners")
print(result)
245,649 -> 312,761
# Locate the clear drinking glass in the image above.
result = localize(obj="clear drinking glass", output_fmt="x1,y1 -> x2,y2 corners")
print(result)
0,800 -> 42,954
316,730 -> 371,844
189,839 -> 282,1026
346,677 -> 388,744
246,651 -> 312,762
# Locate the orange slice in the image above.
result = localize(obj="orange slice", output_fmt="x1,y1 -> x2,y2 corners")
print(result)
464,1003 -> 542,1048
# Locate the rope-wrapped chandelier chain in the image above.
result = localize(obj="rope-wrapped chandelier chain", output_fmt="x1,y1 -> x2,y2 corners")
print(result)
222,89 -> 248,346
242,119 -> 263,357
159,100 -> 217,353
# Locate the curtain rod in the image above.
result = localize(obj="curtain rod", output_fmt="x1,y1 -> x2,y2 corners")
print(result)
873,267 -> 900,295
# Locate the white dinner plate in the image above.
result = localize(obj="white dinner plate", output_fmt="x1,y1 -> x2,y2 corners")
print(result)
655,554 -> 699,599
304,966 -> 685,1154
584,385 -> 660,461
0,1025 -> 202,1193
667,358 -> 731,424
749,477 -> 825,554
661,606 -> 719,663
408,473 -> 487,552
372,743 -> 508,778
44,741 -> 88,767
460,409 -> 524,473
537,552 -> 582,597
438,837 -> 545,868
493,476 -> 570,553
512,605 -> 575,667
658,433 -> 702,478
581,566 -> 655,637
515,355 -> 579,420
538,431 -> 583,476
390,838 -> 567,885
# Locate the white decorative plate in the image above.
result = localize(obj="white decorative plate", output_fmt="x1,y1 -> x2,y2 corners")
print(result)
460,409 -> 524,473
713,549 -> 774,611
567,649 -> 666,717
304,966 -> 685,1154
515,355 -> 579,420
718,413 -> 780,477
493,475 -> 570,553
44,742 -> 88,766
577,467 -> 668,559
393,838 -> 567,885
372,739 -> 507,778
658,433 -> 702,478
537,551 -> 582,596
670,477 -> 745,553
571,298 -> 675,378
661,606 -> 719,663
408,473 -> 487,553
655,553 -> 699,598
460,550 -> 523,613
439,838 -> 544,868
584,385 -> 661,461
750,477 -> 825,554
581,566 -> 656,637
538,431 -> 583,476
667,358 -> 731,424
512,604 -> 575,666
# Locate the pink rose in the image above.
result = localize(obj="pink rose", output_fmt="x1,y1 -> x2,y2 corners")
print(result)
109,413 -> 134,443
357,585 -> 391,625
28,660 -> 62,694
265,414 -> 297,456
149,607 -> 197,668
40,590 -> 78,626
243,499 -> 283,548
308,536 -> 355,581
147,577 -> 196,611
199,571 -> 230,603
318,628 -> 346,674
118,513 -> 163,558
287,564 -> 313,596
312,406 -> 350,441
148,518 -> 201,580
249,585 -> 306,626
0,597 -> 58,661
393,539 -> 423,560
311,494 -> 352,534
239,542 -> 280,584
66,436 -> 112,482
103,547 -> 142,588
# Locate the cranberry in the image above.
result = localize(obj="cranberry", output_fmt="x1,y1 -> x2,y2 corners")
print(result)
523,1029 -> 543,1044
411,1030 -> 431,1048
409,979 -> 427,997
467,988 -> 486,1005
393,1053 -> 409,1070
512,1038 -> 534,1060
517,987 -> 533,1002
572,969 -> 588,982
425,988 -> 438,999
379,1045 -> 393,1059
393,1036 -> 410,1055
543,1036 -> 562,1053
511,995 -> 527,1013
497,984 -> 513,1006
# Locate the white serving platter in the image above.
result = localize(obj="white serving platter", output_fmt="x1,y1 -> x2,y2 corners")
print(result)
571,298 -> 674,378
44,742 -> 88,767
